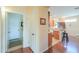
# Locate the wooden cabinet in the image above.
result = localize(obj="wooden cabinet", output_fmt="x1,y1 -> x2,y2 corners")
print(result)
48,33 -> 52,47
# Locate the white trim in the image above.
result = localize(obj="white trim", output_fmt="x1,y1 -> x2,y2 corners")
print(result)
1,7 -> 6,53
6,12 -> 24,52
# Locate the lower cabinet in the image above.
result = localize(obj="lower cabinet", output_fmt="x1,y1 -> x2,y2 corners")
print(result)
48,33 -> 52,47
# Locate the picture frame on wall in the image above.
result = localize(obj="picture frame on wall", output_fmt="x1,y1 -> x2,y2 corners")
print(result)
40,18 -> 46,25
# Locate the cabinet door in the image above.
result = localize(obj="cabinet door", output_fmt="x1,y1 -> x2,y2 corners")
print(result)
48,33 -> 52,47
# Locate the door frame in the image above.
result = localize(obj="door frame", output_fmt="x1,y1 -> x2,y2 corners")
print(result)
3,10 -> 25,52
6,12 -> 24,52
0,8 -> 2,53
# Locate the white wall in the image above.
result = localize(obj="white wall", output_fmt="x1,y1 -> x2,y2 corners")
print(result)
30,7 -> 40,52
65,15 -> 79,36
28,7 -> 48,53
38,7 -> 48,52
30,7 -> 48,53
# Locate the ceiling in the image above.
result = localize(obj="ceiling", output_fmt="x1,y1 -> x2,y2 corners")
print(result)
49,6 -> 79,18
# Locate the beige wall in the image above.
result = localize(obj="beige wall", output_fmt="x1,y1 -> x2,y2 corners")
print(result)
30,7 -> 48,52
39,7 -> 48,52
1,6 -> 49,53
30,7 -> 40,52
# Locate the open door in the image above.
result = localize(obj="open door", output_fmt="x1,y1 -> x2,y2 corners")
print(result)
5,12 -> 23,52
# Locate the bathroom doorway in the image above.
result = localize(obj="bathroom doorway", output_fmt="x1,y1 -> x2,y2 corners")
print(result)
6,12 -> 23,52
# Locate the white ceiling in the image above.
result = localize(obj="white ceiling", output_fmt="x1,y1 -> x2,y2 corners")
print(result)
49,6 -> 79,18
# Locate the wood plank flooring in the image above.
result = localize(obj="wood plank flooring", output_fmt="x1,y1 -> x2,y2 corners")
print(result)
8,36 -> 79,53
45,36 -> 79,53
8,47 -> 33,53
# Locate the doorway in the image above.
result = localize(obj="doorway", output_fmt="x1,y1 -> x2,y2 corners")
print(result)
6,12 -> 23,52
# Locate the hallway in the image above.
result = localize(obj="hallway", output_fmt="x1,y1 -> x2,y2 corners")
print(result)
0,6 -> 79,53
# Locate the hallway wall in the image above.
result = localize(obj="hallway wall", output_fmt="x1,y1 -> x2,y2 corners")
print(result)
39,7 -> 48,52
30,7 -> 48,52
65,15 -> 79,36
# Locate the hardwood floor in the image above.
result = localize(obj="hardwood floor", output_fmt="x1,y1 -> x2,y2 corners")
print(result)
44,42 -> 66,53
45,36 -> 79,53
64,36 -> 79,53
8,47 -> 33,53
7,36 -> 79,53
